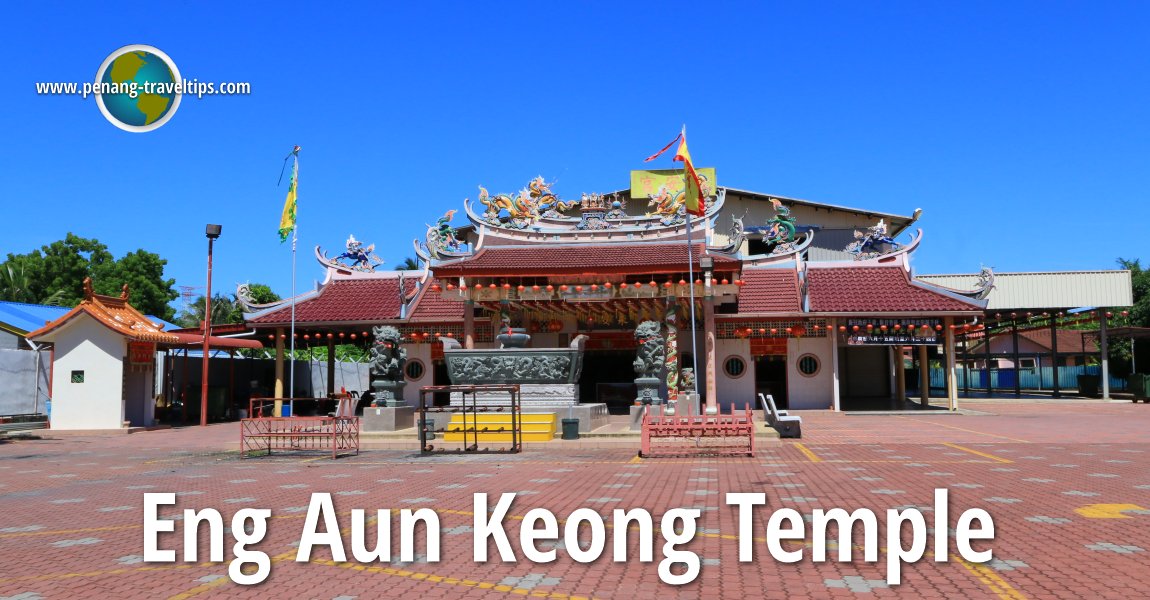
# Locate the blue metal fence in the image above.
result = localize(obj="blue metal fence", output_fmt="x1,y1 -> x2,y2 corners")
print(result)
912,365 -> 1127,393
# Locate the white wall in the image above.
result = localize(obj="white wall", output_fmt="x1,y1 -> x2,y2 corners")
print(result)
50,317 -> 126,429
715,338 -> 754,412
403,343 -> 435,406
787,335 -> 834,410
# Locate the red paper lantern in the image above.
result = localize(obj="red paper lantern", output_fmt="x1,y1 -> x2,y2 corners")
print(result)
880,325 -> 887,331
935,325 -> 943,331
839,325 -> 847,332
649,281 -> 657,288
459,284 -> 467,291
532,285 -> 541,292
503,283 -> 512,290
663,281 -> 673,288
695,279 -> 702,286
866,324 -> 874,330
517,285 -> 525,292
447,332 -> 455,338
560,285 -> 569,292
759,328 -> 767,334
488,283 -> 497,289
734,279 -> 745,287
852,325 -> 859,332
721,278 -> 730,285
339,332 -> 345,338
430,283 -> 441,293
785,327 -> 793,334
327,333 -> 333,339
303,334 -> 310,340
826,325 -> 834,332
575,285 -> 584,292
591,284 -> 599,291
620,282 -> 628,289
892,324 -> 901,331
447,282 -> 455,291
770,328 -> 778,335
350,333 -> 357,340
267,334 -> 274,340
546,284 -> 554,292
604,282 -> 612,289
679,279 -> 687,286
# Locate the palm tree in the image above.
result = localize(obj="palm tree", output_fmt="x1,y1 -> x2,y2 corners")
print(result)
0,262 -> 67,305
394,256 -> 421,270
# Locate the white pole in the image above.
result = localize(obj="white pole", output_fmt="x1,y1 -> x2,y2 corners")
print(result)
289,152 -> 298,408
685,210 -> 700,394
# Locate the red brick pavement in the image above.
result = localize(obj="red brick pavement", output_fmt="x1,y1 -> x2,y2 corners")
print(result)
1,401 -> 1148,599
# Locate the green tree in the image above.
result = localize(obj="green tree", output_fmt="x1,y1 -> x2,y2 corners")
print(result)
0,234 -> 177,320
177,294 -> 238,329
0,262 -> 66,305
394,256 -> 421,270
93,249 -> 178,320
1119,258 -> 1149,327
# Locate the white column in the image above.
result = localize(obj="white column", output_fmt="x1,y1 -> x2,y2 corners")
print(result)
704,301 -> 718,415
830,318 -> 841,411
945,317 -> 958,411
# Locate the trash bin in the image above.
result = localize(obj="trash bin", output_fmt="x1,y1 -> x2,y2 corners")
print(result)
1077,374 -> 1100,398
1131,373 -> 1150,402
561,418 -> 580,440
281,404 -> 292,417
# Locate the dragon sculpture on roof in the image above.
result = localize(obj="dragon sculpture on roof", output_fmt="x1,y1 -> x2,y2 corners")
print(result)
477,176 -> 579,229
645,172 -> 715,226
845,219 -> 902,260
315,234 -> 384,272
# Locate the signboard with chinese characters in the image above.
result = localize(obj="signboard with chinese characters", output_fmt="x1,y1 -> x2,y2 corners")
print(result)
846,318 -> 941,346
128,341 -> 156,365
630,168 -> 717,199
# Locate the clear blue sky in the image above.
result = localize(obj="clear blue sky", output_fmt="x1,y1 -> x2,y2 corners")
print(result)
4,2 -> 1148,311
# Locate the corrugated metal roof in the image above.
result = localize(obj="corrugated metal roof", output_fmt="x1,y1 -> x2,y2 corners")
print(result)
0,300 -> 178,335
918,271 -> 1133,310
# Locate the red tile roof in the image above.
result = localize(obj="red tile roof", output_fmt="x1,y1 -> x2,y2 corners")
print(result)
27,279 -> 179,343
407,285 -> 464,322
807,266 -> 982,313
250,276 -> 417,325
26,278 -> 263,349
432,244 -> 738,277
738,268 -> 801,313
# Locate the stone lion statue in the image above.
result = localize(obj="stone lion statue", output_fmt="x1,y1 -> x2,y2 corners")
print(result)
633,320 -> 665,378
370,325 -> 407,381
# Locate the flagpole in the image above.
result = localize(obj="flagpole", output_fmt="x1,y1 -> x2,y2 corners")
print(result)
685,208 -> 700,397
289,152 -> 298,410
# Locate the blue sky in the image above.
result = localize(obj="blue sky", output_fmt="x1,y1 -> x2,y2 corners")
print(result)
3,2 -> 1148,310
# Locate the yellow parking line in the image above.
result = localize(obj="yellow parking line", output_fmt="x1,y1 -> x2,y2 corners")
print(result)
793,442 -> 822,463
941,442 -> 1013,464
957,556 -> 1027,599
897,417 -> 1031,443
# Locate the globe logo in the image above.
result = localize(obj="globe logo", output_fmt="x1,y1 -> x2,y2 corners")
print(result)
94,45 -> 182,132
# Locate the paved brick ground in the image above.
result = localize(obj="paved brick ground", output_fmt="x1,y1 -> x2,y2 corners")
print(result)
2,400 -> 1149,599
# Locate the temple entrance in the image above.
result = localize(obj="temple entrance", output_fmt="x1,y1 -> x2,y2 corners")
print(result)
839,345 -> 893,409
754,355 -> 788,410
580,349 -> 636,415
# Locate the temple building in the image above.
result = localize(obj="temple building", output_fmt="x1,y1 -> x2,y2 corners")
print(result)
250,169 -> 1105,416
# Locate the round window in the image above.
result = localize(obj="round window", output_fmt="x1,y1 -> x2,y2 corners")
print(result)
404,360 -> 425,380
797,354 -> 820,377
723,356 -> 747,378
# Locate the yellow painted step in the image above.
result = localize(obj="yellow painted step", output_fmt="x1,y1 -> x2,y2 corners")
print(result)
442,413 -> 556,443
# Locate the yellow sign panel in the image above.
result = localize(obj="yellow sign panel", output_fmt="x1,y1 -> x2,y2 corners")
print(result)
630,168 -> 717,199
1074,503 -> 1147,519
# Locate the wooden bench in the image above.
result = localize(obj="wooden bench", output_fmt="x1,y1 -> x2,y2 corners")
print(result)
759,393 -> 802,438
639,403 -> 755,458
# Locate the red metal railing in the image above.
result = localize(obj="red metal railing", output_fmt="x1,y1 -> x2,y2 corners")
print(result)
639,403 -> 756,458
241,395 -> 359,459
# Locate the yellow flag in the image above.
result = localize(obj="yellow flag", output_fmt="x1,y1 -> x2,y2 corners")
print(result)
278,148 -> 299,242
674,135 -> 705,217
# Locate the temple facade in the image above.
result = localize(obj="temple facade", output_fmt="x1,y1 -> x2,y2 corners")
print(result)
243,171 -> 1001,414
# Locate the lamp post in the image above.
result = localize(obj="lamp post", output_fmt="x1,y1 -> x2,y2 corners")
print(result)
201,224 -> 222,426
